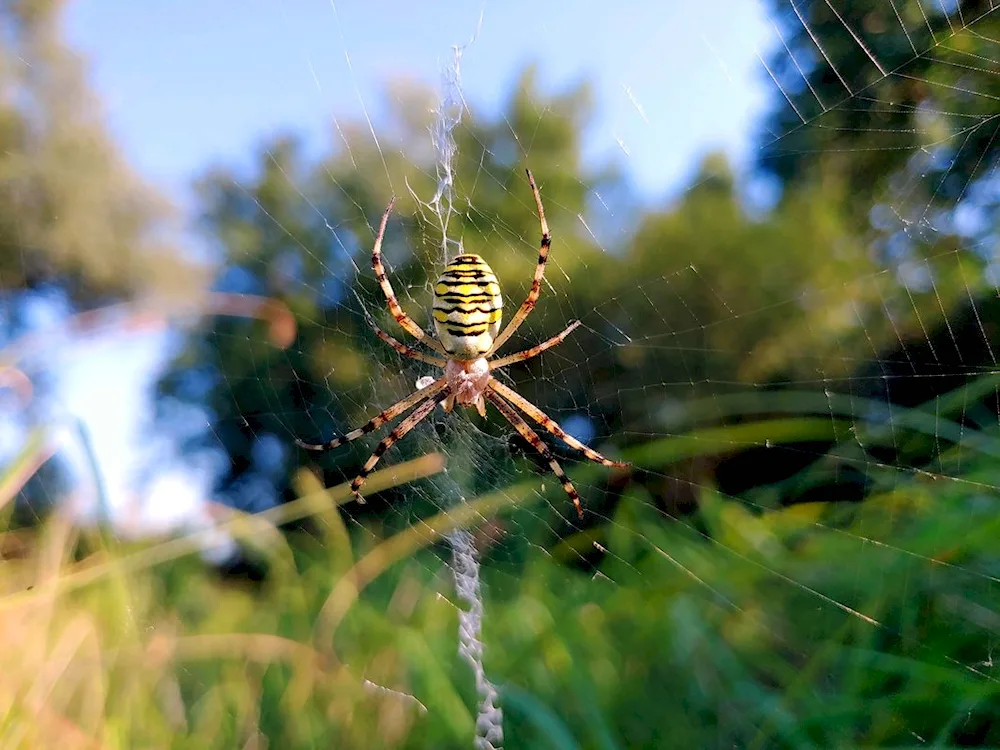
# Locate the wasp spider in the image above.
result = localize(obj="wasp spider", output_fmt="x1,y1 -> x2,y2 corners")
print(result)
298,170 -> 627,518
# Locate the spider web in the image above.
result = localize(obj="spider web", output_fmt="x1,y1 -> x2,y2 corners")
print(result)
7,0 -> 1000,746
200,2 -> 1000,743
177,3 -> 993,743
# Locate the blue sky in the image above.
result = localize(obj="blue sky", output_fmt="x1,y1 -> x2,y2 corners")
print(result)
65,0 -> 772,202
44,0 -> 774,531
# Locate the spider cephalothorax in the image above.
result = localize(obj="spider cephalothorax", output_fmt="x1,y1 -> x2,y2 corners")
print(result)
443,357 -> 490,415
298,170 -> 627,519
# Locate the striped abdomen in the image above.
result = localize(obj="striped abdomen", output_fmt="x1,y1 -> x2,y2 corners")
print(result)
433,254 -> 503,359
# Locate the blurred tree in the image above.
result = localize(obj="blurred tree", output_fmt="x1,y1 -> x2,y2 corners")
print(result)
759,0 -> 998,227
0,0 -> 198,306
156,70 -> 627,513
158,7 -> 1000,521
0,0 -> 200,517
159,66 -> 915,518
755,0 -> 998,411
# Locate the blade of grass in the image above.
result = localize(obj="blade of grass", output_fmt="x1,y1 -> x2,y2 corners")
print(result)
0,453 -> 446,613
313,474 -> 548,646
0,429 -> 55,511
501,684 -> 582,750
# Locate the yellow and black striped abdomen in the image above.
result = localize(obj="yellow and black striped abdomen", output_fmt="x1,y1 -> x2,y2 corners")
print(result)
433,254 -> 503,359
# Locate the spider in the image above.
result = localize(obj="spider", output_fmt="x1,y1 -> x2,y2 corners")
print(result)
297,170 -> 627,519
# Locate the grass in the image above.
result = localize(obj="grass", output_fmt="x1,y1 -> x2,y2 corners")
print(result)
2,382 -> 1000,747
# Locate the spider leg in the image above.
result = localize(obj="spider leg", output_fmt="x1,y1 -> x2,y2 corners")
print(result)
350,388 -> 451,502
296,377 -> 447,451
489,378 -> 629,469
489,320 -> 581,370
358,304 -> 448,367
483,388 -> 584,520
487,169 -> 551,356
371,198 -> 448,355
